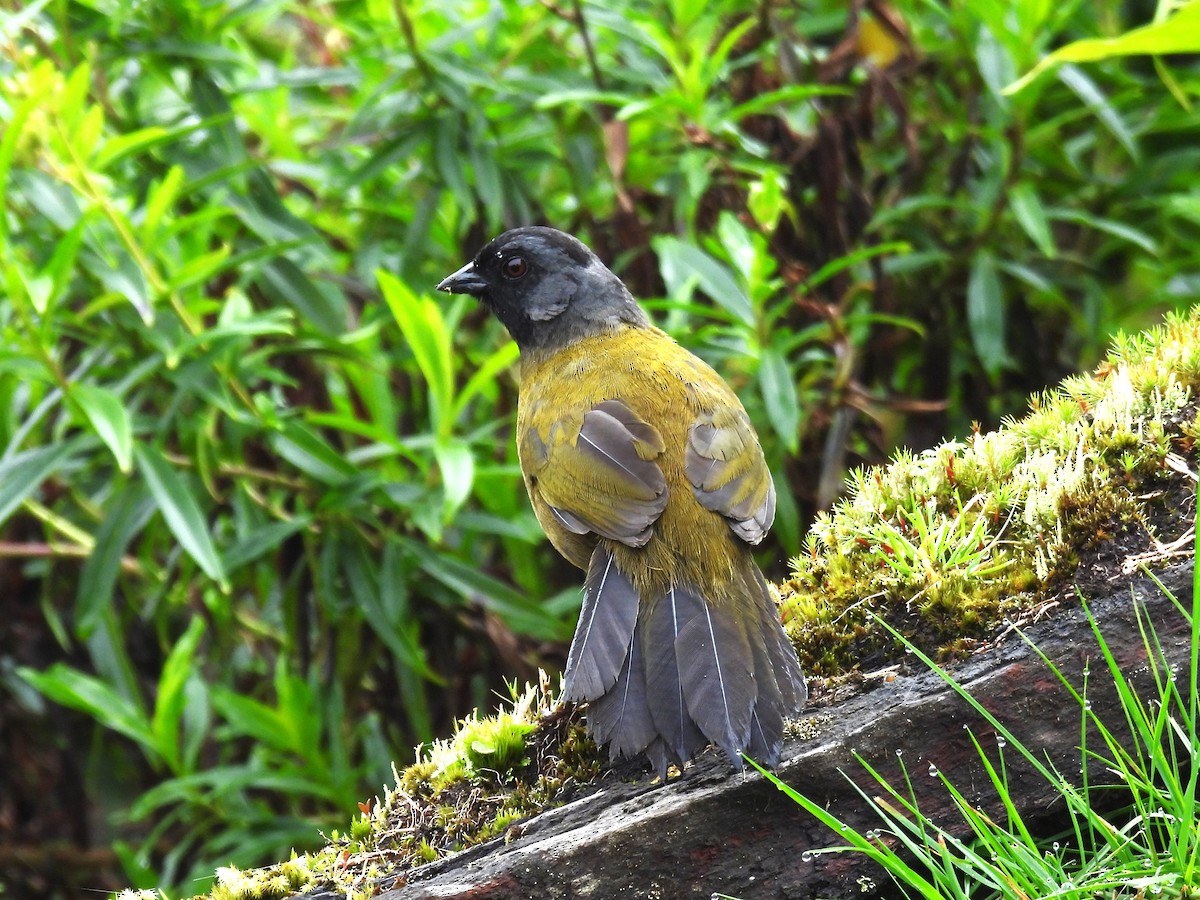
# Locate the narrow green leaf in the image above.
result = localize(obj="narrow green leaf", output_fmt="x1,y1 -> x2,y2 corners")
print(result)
435,438 -> 475,521
152,617 -> 206,774
140,165 -> 185,244
805,242 -> 911,291
727,85 -> 850,120
1057,64 -> 1138,160
168,247 -> 232,292
211,688 -> 291,751
270,422 -> 356,485
76,484 -> 155,638
1008,183 -> 1056,258
18,663 -> 155,751
0,442 -> 76,526
453,341 -> 520,420
223,517 -> 311,571
93,125 -> 170,170
340,537 -> 435,679
758,347 -> 801,454
1006,2 -> 1200,94
256,257 -> 347,336
1051,209 -> 1158,255
654,237 -> 755,327
70,383 -> 133,473
379,269 -> 455,436
966,251 -> 1012,379
404,539 -> 566,640
134,445 -> 226,584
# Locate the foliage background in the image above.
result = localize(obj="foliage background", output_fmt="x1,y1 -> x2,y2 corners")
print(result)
1,0 -> 1197,894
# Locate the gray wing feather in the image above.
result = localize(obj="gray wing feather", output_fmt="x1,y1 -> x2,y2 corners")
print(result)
543,400 -> 667,547
686,414 -> 775,545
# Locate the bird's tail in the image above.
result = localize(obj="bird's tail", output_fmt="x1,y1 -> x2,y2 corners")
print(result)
563,545 -> 807,777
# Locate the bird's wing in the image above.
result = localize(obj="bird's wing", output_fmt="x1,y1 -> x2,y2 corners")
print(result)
685,405 -> 776,545
521,398 -> 668,547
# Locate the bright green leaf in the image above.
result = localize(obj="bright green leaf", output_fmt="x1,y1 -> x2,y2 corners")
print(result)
758,347 -> 801,454
654,236 -> 755,326
435,438 -> 475,521
270,422 -> 357,485
0,442 -> 76,526
134,445 -> 226,585
19,663 -> 155,752
1006,1 -> 1200,94
71,382 -> 133,473
152,617 -> 207,774
379,269 -> 456,437
76,485 -> 155,638
966,251 -> 1012,379
1008,183 -> 1057,259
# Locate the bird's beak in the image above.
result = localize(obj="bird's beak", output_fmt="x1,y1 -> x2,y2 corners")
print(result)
436,261 -> 488,295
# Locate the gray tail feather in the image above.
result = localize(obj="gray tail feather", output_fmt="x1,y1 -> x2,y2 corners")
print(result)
751,568 -> 808,714
587,621 -> 658,758
579,556 -> 807,777
644,586 -> 707,765
563,547 -> 639,702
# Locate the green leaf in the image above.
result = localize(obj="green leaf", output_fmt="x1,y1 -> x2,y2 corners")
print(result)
256,257 -> 347,336
18,663 -> 155,752
379,269 -> 456,437
1050,209 -> 1158,255
1008,183 -> 1056,258
434,438 -> 475,521
140,165 -> 185,244
452,341 -> 520,420
76,484 -> 155,638
654,236 -> 755,326
152,617 -> 206,774
966,251 -> 1012,379
404,539 -> 567,641
93,125 -> 170,170
0,442 -> 76,526
211,689 -> 292,752
270,422 -> 357,485
805,242 -> 911,292
1056,64 -> 1138,160
1006,1 -> 1200,94
758,347 -> 800,454
70,382 -> 133,473
223,517 -> 311,572
133,445 -> 226,585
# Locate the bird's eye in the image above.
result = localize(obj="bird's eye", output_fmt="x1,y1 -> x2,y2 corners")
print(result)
502,255 -> 528,279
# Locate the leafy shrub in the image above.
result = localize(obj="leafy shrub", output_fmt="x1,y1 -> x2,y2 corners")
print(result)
1,0 -> 1196,893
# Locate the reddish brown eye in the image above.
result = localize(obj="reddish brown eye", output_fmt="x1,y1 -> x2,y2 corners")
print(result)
502,256 -> 528,279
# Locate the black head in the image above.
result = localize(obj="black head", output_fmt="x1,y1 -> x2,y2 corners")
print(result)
436,226 -> 648,354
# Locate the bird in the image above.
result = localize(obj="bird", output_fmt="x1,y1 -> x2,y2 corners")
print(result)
436,226 -> 807,777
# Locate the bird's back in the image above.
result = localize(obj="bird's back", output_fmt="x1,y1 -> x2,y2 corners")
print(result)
517,322 -> 754,596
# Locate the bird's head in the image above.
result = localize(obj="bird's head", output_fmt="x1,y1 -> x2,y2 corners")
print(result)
436,226 -> 648,354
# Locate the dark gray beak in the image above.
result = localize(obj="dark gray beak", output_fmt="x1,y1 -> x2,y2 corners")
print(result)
436,261 -> 488,295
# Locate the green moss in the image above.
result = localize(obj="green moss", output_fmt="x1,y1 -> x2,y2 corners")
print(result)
780,307 -> 1200,677
164,672 -> 602,900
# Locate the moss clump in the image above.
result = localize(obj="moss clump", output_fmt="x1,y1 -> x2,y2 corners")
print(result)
780,308 -> 1200,677
160,672 -> 602,900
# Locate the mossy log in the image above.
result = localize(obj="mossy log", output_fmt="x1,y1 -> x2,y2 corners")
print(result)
370,559 -> 1193,900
